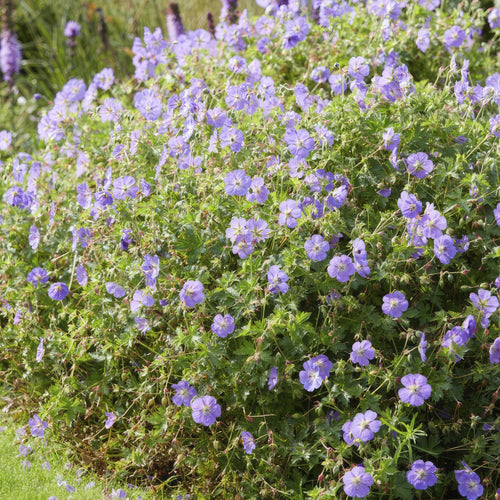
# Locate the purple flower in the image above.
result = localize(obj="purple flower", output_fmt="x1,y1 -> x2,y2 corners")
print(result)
282,16 -> 310,50
348,56 -> 369,82
352,238 -> 370,277
219,125 -> 244,152
327,255 -> 356,283
489,8 -> 500,29
76,264 -> 88,286
172,381 -> 197,407
311,355 -> 333,380
434,235 -> 457,264
416,28 -> 430,52
134,89 -> 162,121
130,290 -> 154,312
241,431 -> 256,454
489,337 -> 500,364
382,291 -> 408,318
29,225 -> 40,250
77,227 -> 91,248
106,282 -> 126,299
407,460 -> 437,490
191,396 -> 221,426
134,317 -> 150,333
350,340 -> 375,367
246,177 -> 269,204
211,314 -> 235,338
494,203 -> 500,226
36,338 -> 45,363
284,128 -> 315,159
304,235 -> 329,262
48,282 -> 69,301
454,464 -> 483,500
28,414 -> 48,438
398,373 -> 432,406
224,169 -> 251,196
397,191 -> 422,218
444,26 -> 466,49
180,280 -> 204,307
93,68 -> 114,90
0,130 -> 12,150
77,182 -> 93,209
342,466 -> 373,498
418,332 -> 427,363
61,78 -> 86,102
470,288 -> 499,316
64,21 -> 81,39
142,254 -> 159,290
421,203 -> 447,239
268,366 -> 278,390
113,176 -> 138,200
350,410 -> 381,442
27,267 -> 49,288
299,360 -> 323,392
246,218 -> 270,244
278,199 -> 302,228
267,265 -> 289,294
105,411 -> 116,429
206,107 -> 227,128
311,66 -> 330,84
406,152 -> 434,179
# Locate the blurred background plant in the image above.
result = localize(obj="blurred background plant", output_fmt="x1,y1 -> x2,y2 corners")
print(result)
1,0 -> 500,149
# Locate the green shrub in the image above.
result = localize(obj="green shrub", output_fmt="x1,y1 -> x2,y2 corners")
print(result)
1,1 -> 499,498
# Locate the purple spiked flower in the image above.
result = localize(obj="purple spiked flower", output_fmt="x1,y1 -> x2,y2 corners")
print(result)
0,31 -> 22,82
166,2 -> 185,41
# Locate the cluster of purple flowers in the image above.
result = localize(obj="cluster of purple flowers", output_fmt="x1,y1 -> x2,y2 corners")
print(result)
226,216 -> 270,259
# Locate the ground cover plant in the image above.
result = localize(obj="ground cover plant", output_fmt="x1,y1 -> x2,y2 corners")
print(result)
1,0 -> 500,498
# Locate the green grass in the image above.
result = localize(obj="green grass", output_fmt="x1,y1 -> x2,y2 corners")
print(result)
0,416 -> 157,500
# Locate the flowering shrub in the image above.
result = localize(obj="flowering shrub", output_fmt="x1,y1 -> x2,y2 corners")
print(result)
1,0 -> 500,498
